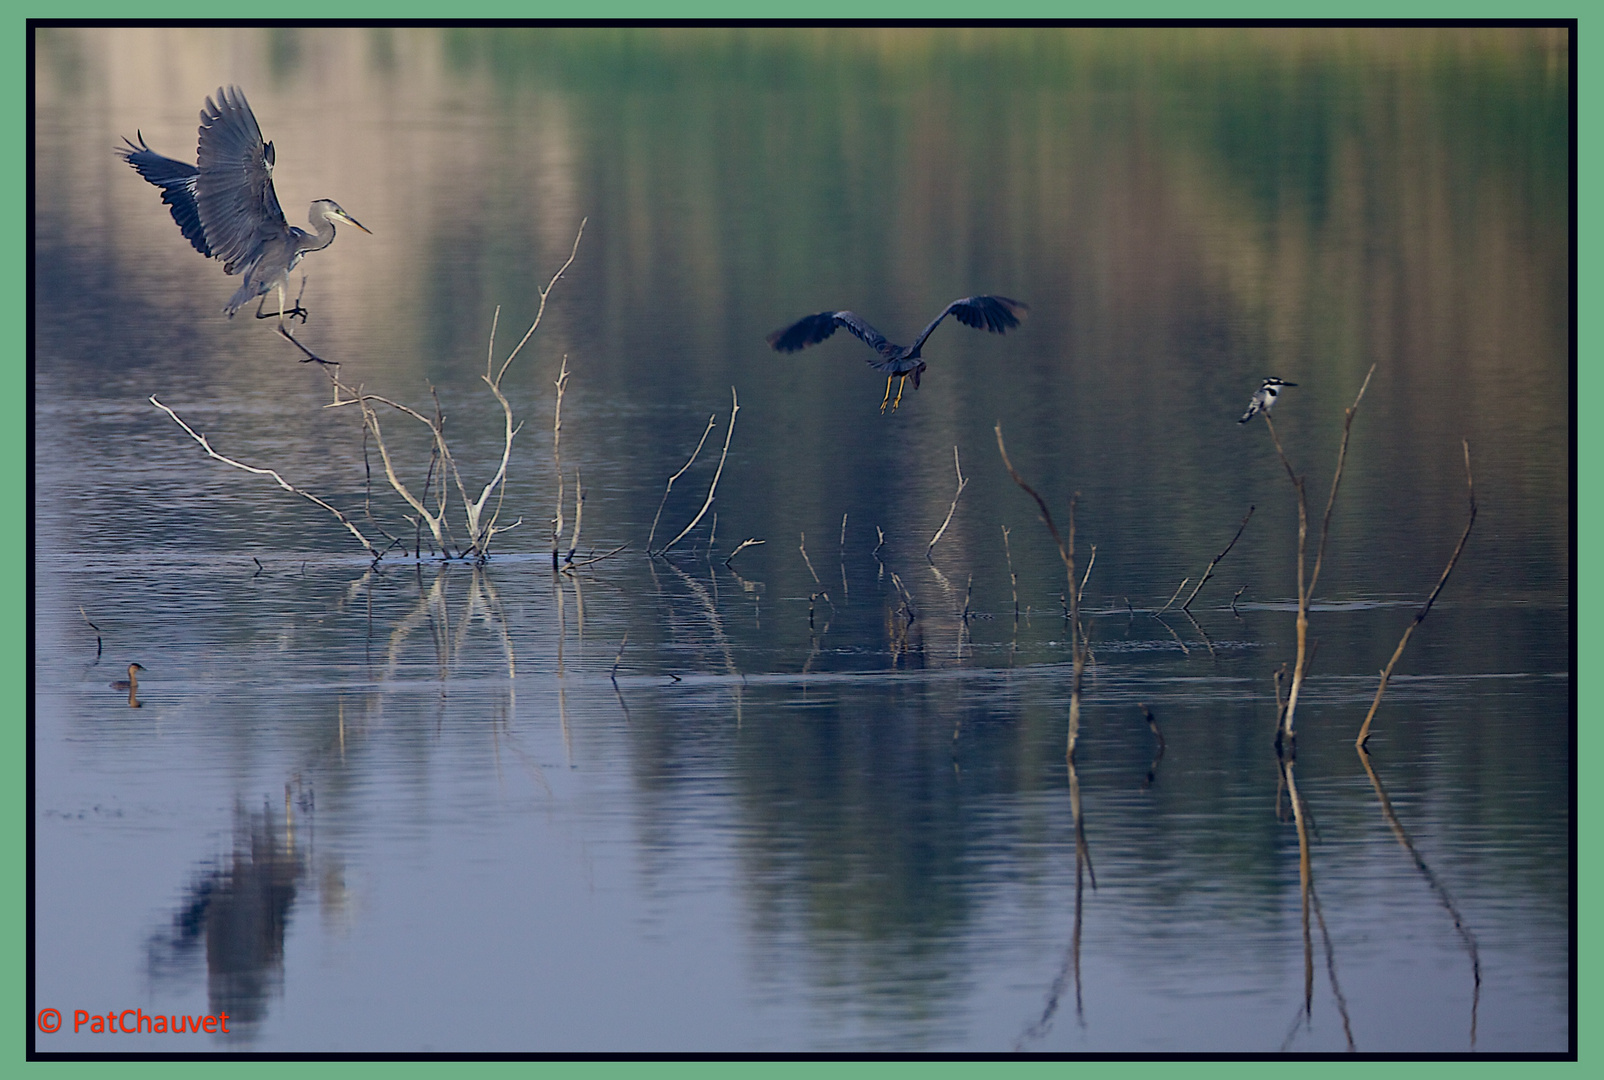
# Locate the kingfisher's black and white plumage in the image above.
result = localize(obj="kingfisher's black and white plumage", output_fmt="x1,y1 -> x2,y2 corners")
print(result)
118,86 -> 370,325
767,295 -> 1028,413
1239,378 -> 1297,423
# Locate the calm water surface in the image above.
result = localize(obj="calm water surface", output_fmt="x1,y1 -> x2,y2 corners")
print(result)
32,27 -> 1569,1053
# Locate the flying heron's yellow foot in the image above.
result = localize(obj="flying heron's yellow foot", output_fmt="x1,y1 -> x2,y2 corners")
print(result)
880,375 -> 894,414
891,375 -> 908,412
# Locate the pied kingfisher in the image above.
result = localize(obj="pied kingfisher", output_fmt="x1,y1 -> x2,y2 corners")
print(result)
1239,378 -> 1297,423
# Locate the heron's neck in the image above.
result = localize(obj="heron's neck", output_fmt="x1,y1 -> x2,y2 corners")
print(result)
304,215 -> 338,252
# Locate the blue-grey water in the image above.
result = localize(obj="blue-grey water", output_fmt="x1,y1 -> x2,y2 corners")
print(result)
32,27 -> 1569,1053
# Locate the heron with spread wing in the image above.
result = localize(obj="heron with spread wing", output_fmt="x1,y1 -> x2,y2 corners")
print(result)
119,86 -> 370,334
767,295 -> 1029,412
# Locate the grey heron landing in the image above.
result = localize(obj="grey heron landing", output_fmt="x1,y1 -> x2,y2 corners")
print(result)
119,86 -> 370,351
767,295 -> 1028,413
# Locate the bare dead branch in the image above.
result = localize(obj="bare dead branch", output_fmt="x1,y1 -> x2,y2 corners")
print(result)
1356,440 -> 1477,748
1156,578 -> 1190,615
151,396 -> 379,558
724,538 -> 765,567
660,387 -> 740,555
561,542 -> 631,570
1183,505 -> 1255,612
565,468 -> 585,563
798,531 -> 822,584
926,445 -> 969,561
499,217 -> 587,384
552,355 -> 569,568
647,413 -> 717,553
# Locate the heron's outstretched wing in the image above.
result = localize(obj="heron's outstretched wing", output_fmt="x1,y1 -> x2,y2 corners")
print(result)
909,295 -> 1030,353
768,310 -> 902,363
118,134 -> 212,258
194,86 -> 289,275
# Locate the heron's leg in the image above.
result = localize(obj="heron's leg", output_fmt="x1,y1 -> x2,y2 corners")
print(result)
254,282 -> 308,323
891,375 -> 908,412
880,375 -> 895,414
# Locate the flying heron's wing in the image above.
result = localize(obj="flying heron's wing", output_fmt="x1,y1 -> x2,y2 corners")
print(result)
768,310 -> 905,364
194,87 -> 289,275
118,134 -> 212,258
909,295 -> 1030,353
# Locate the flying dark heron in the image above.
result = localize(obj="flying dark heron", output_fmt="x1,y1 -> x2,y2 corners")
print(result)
767,295 -> 1029,412
118,86 -> 370,332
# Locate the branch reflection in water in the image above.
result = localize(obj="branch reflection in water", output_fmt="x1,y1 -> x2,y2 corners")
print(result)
1357,746 -> 1482,1048
1278,755 -> 1355,1053
1015,753 -> 1095,1051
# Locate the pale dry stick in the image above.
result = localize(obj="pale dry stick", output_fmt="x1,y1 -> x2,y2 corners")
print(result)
357,429 -> 407,557
1265,364 -> 1375,745
839,512 -> 849,602
1182,505 -> 1255,612
497,218 -> 587,384
1155,577 -> 1190,616
1001,525 -> 1019,623
798,532 -> 822,585
1078,544 -> 1096,605
562,543 -> 631,570
724,538 -> 765,567
1310,365 -> 1377,599
1356,440 -> 1477,749
343,390 -> 457,556
660,387 -> 740,555
995,423 -> 1083,756
151,396 -> 380,558
647,413 -> 717,553
552,355 -> 569,568
926,445 -> 969,561
565,468 -> 585,563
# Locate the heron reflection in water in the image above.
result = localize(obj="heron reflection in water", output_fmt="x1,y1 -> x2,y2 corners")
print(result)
119,86 -> 370,348
767,295 -> 1028,412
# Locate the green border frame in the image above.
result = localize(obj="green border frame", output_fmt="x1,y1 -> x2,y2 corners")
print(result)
11,6 -> 1587,1073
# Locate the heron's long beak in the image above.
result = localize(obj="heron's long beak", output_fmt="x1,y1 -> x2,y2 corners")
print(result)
335,210 -> 372,234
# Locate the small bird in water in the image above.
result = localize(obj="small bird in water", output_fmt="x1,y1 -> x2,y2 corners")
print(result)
118,86 -> 371,327
111,663 -> 145,708
1239,378 -> 1297,423
767,295 -> 1028,413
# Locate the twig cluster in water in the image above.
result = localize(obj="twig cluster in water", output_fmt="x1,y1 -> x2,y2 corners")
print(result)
152,220 -> 589,566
